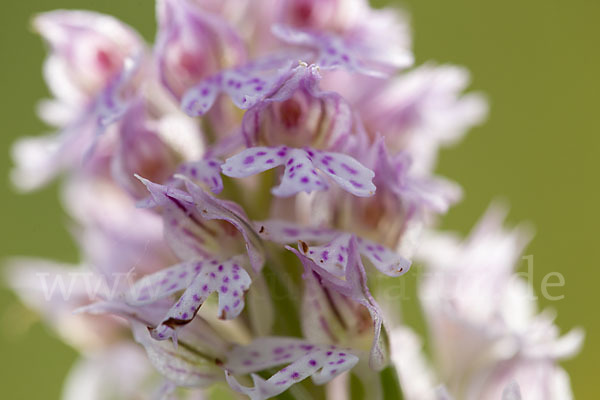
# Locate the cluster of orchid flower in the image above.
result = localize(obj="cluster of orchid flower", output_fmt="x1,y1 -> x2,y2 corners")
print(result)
8,0 -> 583,399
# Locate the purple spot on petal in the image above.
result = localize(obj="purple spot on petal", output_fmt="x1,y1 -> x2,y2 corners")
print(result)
341,163 -> 358,175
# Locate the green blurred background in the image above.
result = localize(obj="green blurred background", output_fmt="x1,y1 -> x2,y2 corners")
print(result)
0,0 -> 598,398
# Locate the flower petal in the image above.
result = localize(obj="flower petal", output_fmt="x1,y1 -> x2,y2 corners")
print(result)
502,381 -> 522,400
289,236 -> 388,370
180,78 -> 221,116
125,260 -> 203,305
156,0 -> 246,99
256,220 -> 410,277
132,322 -> 222,387
182,177 -> 266,271
175,158 -> 224,194
311,150 -> 375,197
137,175 -> 265,271
181,55 -> 297,116
150,258 -> 251,342
224,337 -> 358,400
222,146 -> 374,197
272,24 -> 412,77
357,237 -> 411,277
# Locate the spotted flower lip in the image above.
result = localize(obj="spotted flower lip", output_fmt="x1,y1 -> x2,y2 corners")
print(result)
221,146 -> 376,197
225,338 -> 359,400
255,219 -> 411,277
134,258 -> 252,343
181,55 -> 300,117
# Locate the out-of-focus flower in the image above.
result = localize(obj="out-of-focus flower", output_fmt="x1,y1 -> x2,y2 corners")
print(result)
156,0 -> 246,100
390,206 -> 583,400
12,11 -> 146,190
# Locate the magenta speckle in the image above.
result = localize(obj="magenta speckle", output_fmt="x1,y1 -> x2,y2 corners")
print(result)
341,163 -> 358,175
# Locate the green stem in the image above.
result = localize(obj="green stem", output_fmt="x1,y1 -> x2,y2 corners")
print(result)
380,365 -> 404,400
